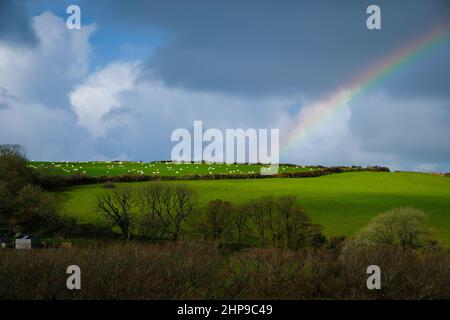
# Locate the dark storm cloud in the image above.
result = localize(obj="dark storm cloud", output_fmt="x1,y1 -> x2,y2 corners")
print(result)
381,41 -> 450,99
89,0 -> 450,98
349,94 -> 450,165
0,0 -> 37,45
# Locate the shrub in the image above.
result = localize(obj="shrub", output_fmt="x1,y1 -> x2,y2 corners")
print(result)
0,145 -> 36,194
0,145 -> 37,229
0,242 -> 448,299
0,242 -> 222,299
339,245 -> 450,299
11,184 -> 63,235
343,208 -> 433,252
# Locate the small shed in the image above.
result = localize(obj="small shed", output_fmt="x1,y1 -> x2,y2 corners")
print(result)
15,235 -> 41,249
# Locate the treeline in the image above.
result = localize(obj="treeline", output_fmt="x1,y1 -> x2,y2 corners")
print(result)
97,181 -> 441,252
37,166 -> 390,190
1,241 -> 449,299
96,184 -> 325,250
195,196 -> 325,249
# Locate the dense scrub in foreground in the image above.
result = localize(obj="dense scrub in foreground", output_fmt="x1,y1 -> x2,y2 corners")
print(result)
0,242 -> 449,299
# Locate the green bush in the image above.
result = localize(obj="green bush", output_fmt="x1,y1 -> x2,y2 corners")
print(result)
0,145 -> 37,230
0,145 -> 36,194
11,184 -> 63,235
344,208 -> 433,252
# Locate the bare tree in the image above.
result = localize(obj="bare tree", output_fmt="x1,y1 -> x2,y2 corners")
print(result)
249,196 -> 285,247
249,200 -> 266,246
277,195 -> 297,248
261,196 -> 283,246
275,195 -> 322,249
97,188 -> 134,240
169,184 -> 197,240
138,182 -> 170,239
200,199 -> 232,241
232,204 -> 249,245
135,183 -> 197,241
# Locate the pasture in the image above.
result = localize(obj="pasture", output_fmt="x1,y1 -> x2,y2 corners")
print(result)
56,171 -> 450,246
30,161 -> 315,177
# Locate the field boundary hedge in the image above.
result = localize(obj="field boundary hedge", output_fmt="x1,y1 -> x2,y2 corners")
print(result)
38,166 -> 390,189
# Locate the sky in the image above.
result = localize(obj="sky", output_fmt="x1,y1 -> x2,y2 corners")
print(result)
0,0 -> 449,171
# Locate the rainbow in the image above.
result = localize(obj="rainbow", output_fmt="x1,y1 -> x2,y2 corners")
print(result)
282,21 -> 450,157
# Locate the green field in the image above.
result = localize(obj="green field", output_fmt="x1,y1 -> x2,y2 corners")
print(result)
30,161 -> 315,177
57,171 -> 450,246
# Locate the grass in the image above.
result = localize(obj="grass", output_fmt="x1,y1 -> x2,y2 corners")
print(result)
57,171 -> 450,246
30,161 -> 316,177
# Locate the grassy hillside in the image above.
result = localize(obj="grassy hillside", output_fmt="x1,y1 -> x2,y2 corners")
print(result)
57,171 -> 450,246
30,161 -> 315,177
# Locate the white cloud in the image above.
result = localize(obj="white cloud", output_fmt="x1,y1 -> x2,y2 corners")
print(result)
0,11 -> 95,106
68,61 -> 297,160
70,62 -> 139,137
0,12 -> 98,160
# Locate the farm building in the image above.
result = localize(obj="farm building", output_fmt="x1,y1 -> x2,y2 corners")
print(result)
15,235 -> 41,249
